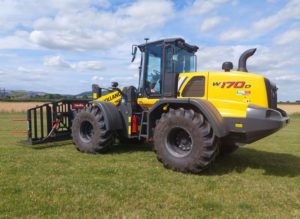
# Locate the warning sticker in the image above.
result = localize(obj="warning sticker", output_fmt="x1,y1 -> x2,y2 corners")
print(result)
236,90 -> 251,96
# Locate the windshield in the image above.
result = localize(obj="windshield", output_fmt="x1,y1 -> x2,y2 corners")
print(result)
166,46 -> 196,74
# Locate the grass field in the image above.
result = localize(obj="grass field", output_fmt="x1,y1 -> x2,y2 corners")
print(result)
0,112 -> 300,218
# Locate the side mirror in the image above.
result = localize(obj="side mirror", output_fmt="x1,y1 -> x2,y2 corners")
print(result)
131,46 -> 137,62
222,62 -> 233,72
111,81 -> 119,88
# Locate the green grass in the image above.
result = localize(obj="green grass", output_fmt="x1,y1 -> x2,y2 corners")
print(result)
0,113 -> 300,218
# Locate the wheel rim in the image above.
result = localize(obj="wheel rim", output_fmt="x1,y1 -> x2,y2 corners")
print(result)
80,121 -> 94,143
166,127 -> 193,157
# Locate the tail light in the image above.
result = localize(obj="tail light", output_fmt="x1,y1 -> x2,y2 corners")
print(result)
131,114 -> 138,133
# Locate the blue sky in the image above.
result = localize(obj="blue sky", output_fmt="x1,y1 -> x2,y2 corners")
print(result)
0,0 -> 299,100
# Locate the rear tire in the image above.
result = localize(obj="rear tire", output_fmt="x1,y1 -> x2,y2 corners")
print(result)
72,106 -> 113,153
153,108 -> 218,173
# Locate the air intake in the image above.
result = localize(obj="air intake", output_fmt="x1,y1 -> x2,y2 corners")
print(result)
237,48 -> 256,72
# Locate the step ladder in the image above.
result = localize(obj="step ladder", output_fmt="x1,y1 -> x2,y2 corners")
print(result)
139,111 -> 148,139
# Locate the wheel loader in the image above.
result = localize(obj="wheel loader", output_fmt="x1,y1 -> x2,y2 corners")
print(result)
27,38 -> 289,173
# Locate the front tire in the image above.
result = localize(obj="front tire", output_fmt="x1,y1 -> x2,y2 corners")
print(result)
153,108 -> 218,173
72,106 -> 113,153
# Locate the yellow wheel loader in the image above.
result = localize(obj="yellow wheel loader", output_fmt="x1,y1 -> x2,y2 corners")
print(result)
27,38 -> 289,173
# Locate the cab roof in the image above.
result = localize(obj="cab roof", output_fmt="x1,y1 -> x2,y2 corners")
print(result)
138,38 -> 199,53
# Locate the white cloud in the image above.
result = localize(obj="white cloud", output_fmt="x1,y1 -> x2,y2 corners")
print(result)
0,0 -> 174,51
0,0 -> 110,30
110,75 -> 139,83
218,0 -> 300,41
14,66 -> 47,81
29,0 -> 174,51
253,0 -> 300,33
43,55 -> 105,71
44,56 -> 71,68
274,75 -> 300,81
219,29 -> 248,41
79,80 -> 89,84
274,29 -> 300,45
72,61 -> 105,71
48,0 -> 110,12
190,0 -> 231,15
200,16 -> 223,32
30,30 -> 119,51
92,75 -> 104,82
0,1 -> 48,30
0,31 -> 37,49
198,44 -> 299,75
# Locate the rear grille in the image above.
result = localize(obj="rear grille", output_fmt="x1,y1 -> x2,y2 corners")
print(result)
264,78 -> 277,109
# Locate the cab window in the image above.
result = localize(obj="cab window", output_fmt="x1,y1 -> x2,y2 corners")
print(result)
145,44 -> 162,95
166,46 -> 196,74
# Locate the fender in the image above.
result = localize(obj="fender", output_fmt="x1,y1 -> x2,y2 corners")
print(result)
148,98 -> 228,138
91,101 -> 123,131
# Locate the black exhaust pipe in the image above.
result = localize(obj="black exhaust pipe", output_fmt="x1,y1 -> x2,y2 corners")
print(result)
237,48 -> 256,72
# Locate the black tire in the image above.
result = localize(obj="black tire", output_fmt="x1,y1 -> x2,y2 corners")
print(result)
218,142 -> 239,156
153,108 -> 218,173
71,106 -> 113,153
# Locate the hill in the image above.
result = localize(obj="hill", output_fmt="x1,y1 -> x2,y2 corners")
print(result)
0,90 -> 91,101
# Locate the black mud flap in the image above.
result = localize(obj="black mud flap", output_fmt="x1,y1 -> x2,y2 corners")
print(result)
27,100 -> 90,144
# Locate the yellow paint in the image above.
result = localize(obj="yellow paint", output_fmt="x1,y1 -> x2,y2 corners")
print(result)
207,71 -> 267,118
128,116 -> 131,123
137,97 -> 159,109
92,92 -> 97,99
163,104 -> 169,111
96,90 -> 122,105
176,71 -> 268,118
235,123 -> 243,128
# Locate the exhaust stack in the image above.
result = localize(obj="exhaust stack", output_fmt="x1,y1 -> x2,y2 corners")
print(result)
237,48 -> 256,72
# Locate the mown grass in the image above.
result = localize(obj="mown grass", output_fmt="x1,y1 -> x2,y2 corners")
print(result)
0,112 -> 300,218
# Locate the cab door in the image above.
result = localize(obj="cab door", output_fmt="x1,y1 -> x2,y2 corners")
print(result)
137,43 -> 162,109
162,45 -> 178,97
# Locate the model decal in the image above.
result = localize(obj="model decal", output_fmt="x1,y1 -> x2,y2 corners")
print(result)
213,81 -> 251,88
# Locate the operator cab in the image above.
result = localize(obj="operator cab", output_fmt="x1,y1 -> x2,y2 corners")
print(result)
133,38 -> 198,98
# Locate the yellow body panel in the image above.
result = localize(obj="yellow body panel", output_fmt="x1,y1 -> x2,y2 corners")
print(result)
137,97 -> 159,109
207,71 -> 267,118
136,71 -> 268,118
